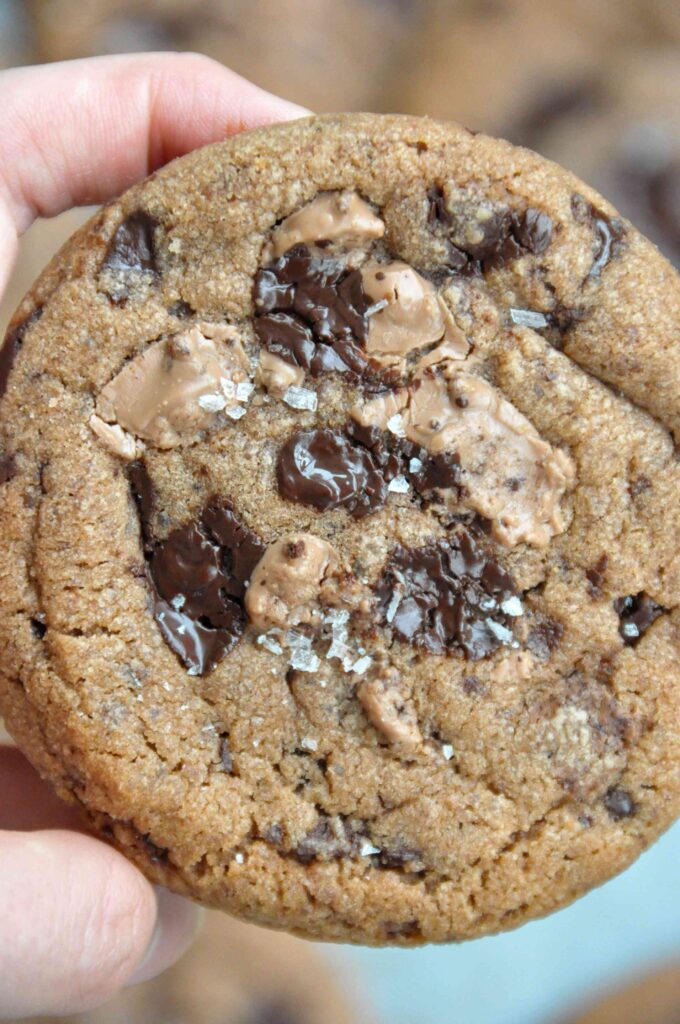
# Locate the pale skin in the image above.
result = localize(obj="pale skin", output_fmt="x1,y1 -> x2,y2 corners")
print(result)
0,52 -> 307,1018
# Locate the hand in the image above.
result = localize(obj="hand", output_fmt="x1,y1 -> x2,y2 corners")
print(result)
0,52 -> 306,1019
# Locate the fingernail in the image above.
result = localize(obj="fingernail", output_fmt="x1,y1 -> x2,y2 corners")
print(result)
125,888 -> 202,988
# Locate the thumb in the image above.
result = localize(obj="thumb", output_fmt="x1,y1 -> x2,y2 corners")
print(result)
0,829 -> 199,1017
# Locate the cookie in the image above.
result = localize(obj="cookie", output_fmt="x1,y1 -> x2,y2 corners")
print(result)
558,960 -> 680,1024
10,910 -> 365,1024
26,0 -> 415,112
1,113 -> 680,945
0,0 -> 33,68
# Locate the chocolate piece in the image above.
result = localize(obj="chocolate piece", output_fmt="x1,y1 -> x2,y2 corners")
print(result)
277,429 -> 387,518
253,245 -> 372,377
376,529 -> 519,660
0,453 -> 16,484
526,618 -> 563,660
603,786 -> 637,820
629,475 -> 652,499
127,462 -> 265,674
384,920 -> 420,939
102,210 -> 159,276
425,187 -> 553,274
571,194 -> 625,279
378,845 -> 424,871
647,161 -> 680,251
614,592 -> 663,646
293,816 -> 360,864
586,553 -> 608,596
411,451 -> 462,496
0,306 -> 43,400
511,82 -> 599,150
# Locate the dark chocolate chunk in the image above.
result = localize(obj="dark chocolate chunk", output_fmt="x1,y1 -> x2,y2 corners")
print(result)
411,451 -> 462,496
376,529 -> 519,660
425,183 -> 553,274
586,553 -> 608,596
0,306 -> 44,400
127,463 -> 265,675
603,786 -> 636,820
293,816 -> 359,864
253,245 -> 372,378
102,210 -> 159,276
629,475 -> 651,499
0,453 -> 16,484
462,674 -> 487,696
571,193 -> 625,278
614,592 -> 663,646
137,831 -> 170,864
384,919 -> 421,939
277,429 -> 387,518
526,618 -> 563,661
378,845 -> 424,871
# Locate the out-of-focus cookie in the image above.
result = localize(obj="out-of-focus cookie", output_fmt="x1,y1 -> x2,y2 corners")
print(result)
557,960 -> 680,1024
14,911 -> 365,1024
26,0 -> 416,112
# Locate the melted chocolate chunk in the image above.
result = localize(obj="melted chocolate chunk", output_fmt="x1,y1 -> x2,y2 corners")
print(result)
253,245 -> 372,377
127,463 -> 265,675
376,529 -> 518,660
603,786 -> 637,820
571,193 -> 625,278
425,186 -> 553,274
30,618 -> 47,639
0,453 -> 16,484
0,306 -> 44,400
277,429 -> 387,518
614,592 -> 663,646
103,210 -> 159,275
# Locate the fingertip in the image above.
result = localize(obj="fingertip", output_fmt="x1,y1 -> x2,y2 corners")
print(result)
125,888 -> 203,988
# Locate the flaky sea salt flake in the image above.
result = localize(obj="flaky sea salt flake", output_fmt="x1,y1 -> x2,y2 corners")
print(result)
352,655 -> 373,676
510,308 -> 549,329
225,404 -> 247,420
283,386 -> 318,412
360,842 -> 382,856
197,392 -> 227,412
386,413 -> 406,438
388,474 -> 410,493
501,596 -> 524,617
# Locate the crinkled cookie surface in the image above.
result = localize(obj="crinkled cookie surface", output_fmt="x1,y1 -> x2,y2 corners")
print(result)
1,113 -> 680,945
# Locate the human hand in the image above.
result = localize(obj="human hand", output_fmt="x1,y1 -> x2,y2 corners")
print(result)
0,52 -> 306,1019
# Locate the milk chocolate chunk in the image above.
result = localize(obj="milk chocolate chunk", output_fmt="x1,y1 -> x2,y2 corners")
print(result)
614,592 -> 663,646
571,193 -> 626,278
269,190 -> 384,258
277,429 -> 387,518
0,306 -> 44,400
253,246 -> 371,378
246,533 -> 339,631
0,453 -> 16,484
376,529 -> 519,660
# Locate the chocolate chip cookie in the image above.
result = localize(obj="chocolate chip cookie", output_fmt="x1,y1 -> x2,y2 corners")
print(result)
12,911 -> 365,1024
1,113 -> 680,945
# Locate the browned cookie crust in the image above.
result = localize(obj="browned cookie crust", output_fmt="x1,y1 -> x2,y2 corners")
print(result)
1,114 -> 680,945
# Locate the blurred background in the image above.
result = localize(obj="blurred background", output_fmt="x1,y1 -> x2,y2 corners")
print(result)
1,1 -> 679,1021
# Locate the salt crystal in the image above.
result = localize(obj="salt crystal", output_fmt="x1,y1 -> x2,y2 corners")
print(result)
500,596 -> 524,617
622,622 -> 640,638
388,474 -> 410,493
509,308 -> 549,329
234,852 -> 244,864
226,405 -> 247,420
441,744 -> 454,760
479,596 -> 497,612
352,655 -> 373,676
485,618 -> 514,644
221,378 -> 236,398
257,633 -> 284,655
286,630 -> 321,672
283,386 -> 318,412
365,298 -> 389,317
324,609 -> 350,627
300,737 -> 318,752
386,413 -> 406,438
409,457 -> 423,473
171,594 -> 186,611
360,842 -> 381,856
385,591 -> 402,624
235,381 -> 254,401
197,393 -> 227,412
